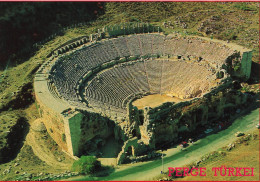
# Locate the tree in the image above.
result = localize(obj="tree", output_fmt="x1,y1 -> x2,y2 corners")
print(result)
71,156 -> 101,175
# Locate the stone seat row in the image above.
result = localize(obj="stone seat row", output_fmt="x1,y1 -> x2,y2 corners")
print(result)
83,59 -> 217,109
48,33 -> 228,111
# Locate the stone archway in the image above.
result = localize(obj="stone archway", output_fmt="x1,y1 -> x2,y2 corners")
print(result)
116,137 -> 138,164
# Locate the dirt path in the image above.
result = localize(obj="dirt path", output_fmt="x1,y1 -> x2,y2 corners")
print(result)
26,120 -> 73,170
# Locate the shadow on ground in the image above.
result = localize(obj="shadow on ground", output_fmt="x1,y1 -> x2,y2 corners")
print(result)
0,117 -> 30,164
91,165 -> 115,177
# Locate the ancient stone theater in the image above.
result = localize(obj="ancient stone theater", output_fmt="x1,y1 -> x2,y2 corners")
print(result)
34,24 -> 252,164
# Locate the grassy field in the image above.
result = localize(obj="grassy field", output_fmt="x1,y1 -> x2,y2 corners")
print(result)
0,2 -> 259,181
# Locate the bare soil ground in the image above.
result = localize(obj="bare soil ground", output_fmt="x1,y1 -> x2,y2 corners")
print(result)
132,94 -> 187,109
0,104 -> 75,181
26,125 -> 74,169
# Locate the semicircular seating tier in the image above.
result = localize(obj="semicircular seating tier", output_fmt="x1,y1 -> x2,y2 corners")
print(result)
47,33 -> 236,119
84,59 -> 216,109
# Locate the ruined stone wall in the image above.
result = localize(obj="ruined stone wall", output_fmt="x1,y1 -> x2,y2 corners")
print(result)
116,84 -> 250,164
140,83 -> 249,148
116,137 -> 138,165
34,29 -> 252,160
126,100 -> 141,137
76,110 -> 125,156
36,96 -> 68,152
63,112 -> 83,156
240,51 -> 252,80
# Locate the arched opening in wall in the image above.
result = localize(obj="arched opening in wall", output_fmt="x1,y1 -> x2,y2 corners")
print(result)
223,107 -> 234,120
131,128 -> 141,139
155,140 -> 173,150
154,124 -> 175,150
96,140 -> 103,150
249,61 -> 259,83
178,114 -> 190,129
79,113 -> 124,158
232,80 -> 241,89
217,71 -> 224,79
196,109 -> 203,122
126,146 -> 133,157
178,130 -> 193,142
208,105 -> 218,119
100,133 -> 123,158
193,124 -> 206,138
132,129 -> 137,137
122,146 -> 134,164
139,110 -> 144,125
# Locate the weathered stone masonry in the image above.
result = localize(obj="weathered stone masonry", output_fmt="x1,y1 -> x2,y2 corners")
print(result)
34,27 -> 252,163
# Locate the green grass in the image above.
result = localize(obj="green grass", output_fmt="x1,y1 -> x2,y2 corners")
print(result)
0,112 -> 20,149
234,3 -> 258,11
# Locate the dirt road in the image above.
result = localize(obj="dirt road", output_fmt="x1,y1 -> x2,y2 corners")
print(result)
26,119 -> 74,170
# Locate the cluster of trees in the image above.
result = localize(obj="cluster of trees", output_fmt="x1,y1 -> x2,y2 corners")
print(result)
0,2 -> 104,69
71,156 -> 101,175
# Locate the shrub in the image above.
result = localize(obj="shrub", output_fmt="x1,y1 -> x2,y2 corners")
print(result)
233,62 -> 241,72
61,133 -> 66,142
71,156 -> 101,175
234,4 -> 257,11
